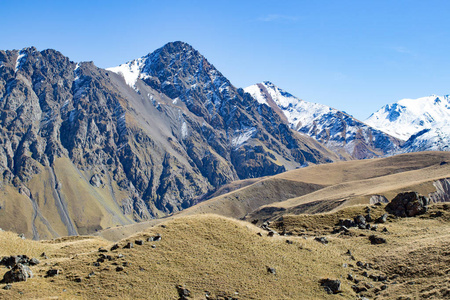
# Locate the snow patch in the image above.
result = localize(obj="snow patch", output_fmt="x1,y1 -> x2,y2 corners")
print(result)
232,127 -> 256,148
107,57 -> 147,88
15,51 -> 27,72
244,84 -> 268,105
181,121 -> 188,139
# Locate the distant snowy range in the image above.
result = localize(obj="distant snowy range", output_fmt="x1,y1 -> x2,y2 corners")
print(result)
245,82 -> 450,157
365,95 -> 450,152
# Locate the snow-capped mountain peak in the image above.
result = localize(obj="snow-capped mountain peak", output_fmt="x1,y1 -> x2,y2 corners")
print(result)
365,95 -> 450,141
244,82 -> 400,159
107,57 -> 148,88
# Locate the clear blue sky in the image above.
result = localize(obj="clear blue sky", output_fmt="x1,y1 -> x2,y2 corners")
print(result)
1,0 -> 450,120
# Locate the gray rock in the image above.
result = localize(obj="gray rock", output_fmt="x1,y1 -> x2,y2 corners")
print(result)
46,269 -> 59,277
320,278 -> 341,294
354,215 -> 367,226
386,192 -> 429,217
339,219 -> 355,228
135,240 -> 144,245
376,213 -> 388,223
1,264 -> 33,283
89,174 -> 102,187
176,285 -> 191,299
314,237 -> 329,244
147,234 -> 162,242
123,242 -> 134,249
369,235 -> 386,244
3,284 -> 12,290
267,267 -> 276,274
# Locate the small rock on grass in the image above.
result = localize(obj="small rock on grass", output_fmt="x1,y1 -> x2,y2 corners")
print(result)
369,235 -> 386,244
320,278 -> 341,294
314,237 -> 328,244
46,269 -> 59,277
176,285 -> 191,299
123,242 -> 133,249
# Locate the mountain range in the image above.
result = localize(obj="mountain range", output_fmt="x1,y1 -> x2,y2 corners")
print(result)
0,41 -> 448,239
366,95 -> 450,152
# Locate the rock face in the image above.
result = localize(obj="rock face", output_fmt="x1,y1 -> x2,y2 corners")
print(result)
386,192 -> 429,217
0,42 -> 338,239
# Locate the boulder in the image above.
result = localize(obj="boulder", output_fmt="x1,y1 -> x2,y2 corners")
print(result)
339,219 -> 355,228
354,215 -> 366,226
46,269 -> 59,277
176,285 -> 191,299
314,237 -> 329,244
1,264 -> 33,283
89,174 -> 102,187
376,213 -> 388,223
369,235 -> 386,244
0,255 -> 39,268
123,242 -> 134,249
320,278 -> 341,294
386,192 -> 429,217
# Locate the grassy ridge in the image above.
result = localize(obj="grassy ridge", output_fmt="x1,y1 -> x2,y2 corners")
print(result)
0,203 -> 448,299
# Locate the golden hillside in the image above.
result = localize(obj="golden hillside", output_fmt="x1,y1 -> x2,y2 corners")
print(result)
0,202 -> 448,299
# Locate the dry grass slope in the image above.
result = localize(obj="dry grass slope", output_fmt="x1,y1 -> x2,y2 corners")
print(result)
96,151 -> 450,241
0,203 -> 448,299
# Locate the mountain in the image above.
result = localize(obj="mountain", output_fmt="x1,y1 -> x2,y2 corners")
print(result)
365,95 -> 450,152
244,81 -> 401,159
0,42 -> 338,239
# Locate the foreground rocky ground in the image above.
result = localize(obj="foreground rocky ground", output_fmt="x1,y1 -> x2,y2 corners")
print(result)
0,191 -> 448,299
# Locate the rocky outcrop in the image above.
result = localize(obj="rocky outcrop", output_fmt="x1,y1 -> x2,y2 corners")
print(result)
428,178 -> 450,203
1,263 -> 33,283
386,192 -> 429,217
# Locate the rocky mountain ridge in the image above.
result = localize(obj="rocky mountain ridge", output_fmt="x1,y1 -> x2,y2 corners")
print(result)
0,42 -> 337,239
245,81 -> 402,159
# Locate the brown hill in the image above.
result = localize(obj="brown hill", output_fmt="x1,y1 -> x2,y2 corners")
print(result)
96,151 -> 450,241
0,203 -> 448,299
